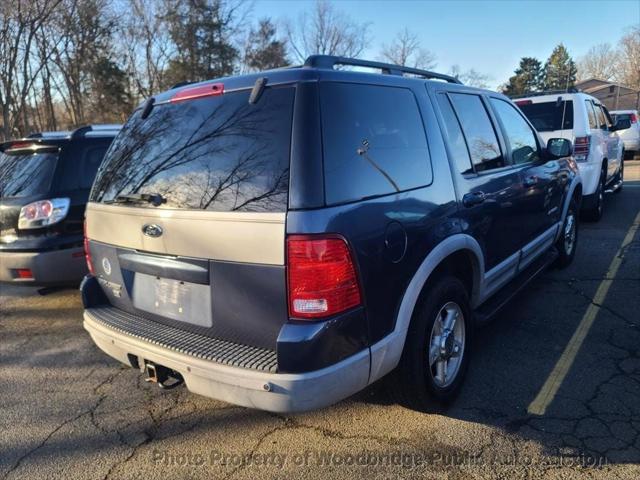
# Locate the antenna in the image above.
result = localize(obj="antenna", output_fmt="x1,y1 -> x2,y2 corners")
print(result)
559,71 -> 571,141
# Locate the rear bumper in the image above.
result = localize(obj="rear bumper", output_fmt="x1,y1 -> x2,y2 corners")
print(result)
0,247 -> 86,286
621,138 -> 640,152
576,161 -> 601,197
83,309 -> 371,412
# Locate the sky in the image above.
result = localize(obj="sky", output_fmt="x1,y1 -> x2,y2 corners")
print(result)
252,0 -> 640,88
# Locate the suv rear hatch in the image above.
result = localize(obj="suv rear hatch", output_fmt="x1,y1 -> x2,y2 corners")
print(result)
86,82 -> 295,351
0,143 -> 59,243
516,98 -> 574,143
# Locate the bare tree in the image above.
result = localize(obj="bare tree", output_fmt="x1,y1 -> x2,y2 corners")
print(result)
449,65 -> 492,89
379,28 -> 436,69
615,26 -> 640,90
577,43 -> 618,81
285,0 -> 370,63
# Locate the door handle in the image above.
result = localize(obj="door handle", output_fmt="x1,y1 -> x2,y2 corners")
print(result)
523,175 -> 538,187
462,191 -> 486,207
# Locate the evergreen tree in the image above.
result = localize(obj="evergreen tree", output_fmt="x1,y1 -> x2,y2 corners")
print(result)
163,0 -> 239,85
502,57 -> 543,96
542,44 -> 577,91
244,18 -> 289,72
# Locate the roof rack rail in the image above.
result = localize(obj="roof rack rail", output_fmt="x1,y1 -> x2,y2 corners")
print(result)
27,131 -> 72,139
510,87 -> 581,99
304,55 -> 463,84
70,124 -> 122,139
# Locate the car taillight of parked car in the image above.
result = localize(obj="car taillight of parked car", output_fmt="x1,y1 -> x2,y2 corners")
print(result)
574,136 -> 591,162
18,198 -> 70,230
287,235 -> 362,319
630,113 -> 638,124
83,222 -> 94,275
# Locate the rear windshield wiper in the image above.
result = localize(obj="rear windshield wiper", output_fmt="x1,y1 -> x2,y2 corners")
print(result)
105,193 -> 166,207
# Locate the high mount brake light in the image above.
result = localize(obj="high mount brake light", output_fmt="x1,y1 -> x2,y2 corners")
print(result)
287,235 -> 362,320
515,100 -> 533,106
170,83 -> 224,103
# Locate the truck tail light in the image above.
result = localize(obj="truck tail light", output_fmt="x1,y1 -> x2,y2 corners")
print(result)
84,222 -> 94,275
574,136 -> 591,162
287,235 -> 362,319
630,113 -> 637,124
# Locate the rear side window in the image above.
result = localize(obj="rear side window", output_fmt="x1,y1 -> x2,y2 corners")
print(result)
57,144 -> 109,191
595,104 -> 608,129
0,151 -> 58,198
586,101 -> 598,129
490,98 -> 540,165
449,93 -> 505,172
436,94 -> 473,174
518,100 -> 574,131
320,83 -> 431,205
91,86 -> 294,212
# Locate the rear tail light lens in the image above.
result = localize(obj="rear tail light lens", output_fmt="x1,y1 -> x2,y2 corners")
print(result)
573,136 -> 591,162
631,113 -> 638,124
287,235 -> 362,319
84,222 -> 94,275
18,198 -> 69,230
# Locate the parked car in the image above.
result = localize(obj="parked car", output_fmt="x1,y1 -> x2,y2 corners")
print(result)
514,91 -> 625,221
81,56 -> 581,413
0,125 -> 120,286
610,110 -> 639,159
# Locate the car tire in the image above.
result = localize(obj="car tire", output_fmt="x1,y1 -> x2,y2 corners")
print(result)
554,197 -> 579,269
393,275 -> 472,411
583,169 -> 605,222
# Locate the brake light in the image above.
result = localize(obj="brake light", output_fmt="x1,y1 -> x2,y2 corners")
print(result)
18,198 -> 69,230
631,113 -> 638,124
170,83 -> 224,103
573,136 -> 591,162
287,235 -> 362,319
84,222 -> 94,275
515,100 -> 532,106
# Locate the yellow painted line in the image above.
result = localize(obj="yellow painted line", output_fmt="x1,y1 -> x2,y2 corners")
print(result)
527,210 -> 640,416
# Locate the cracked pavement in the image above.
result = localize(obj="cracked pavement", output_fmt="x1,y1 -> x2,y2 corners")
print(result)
1,161 -> 639,480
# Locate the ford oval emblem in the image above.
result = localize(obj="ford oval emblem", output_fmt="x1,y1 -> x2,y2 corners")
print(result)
101,257 -> 112,276
142,224 -> 163,238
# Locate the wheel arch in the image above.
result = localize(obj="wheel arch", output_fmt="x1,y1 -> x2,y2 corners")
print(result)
368,234 -> 484,384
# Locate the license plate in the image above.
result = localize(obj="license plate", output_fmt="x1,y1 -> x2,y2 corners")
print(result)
132,273 -> 212,327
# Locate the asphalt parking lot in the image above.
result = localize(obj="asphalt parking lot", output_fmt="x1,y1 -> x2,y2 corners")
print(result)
1,161 -> 639,480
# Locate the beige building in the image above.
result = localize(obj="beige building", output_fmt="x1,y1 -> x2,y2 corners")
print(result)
576,79 -> 640,111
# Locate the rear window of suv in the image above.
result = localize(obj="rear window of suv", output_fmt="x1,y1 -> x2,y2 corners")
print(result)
0,150 -> 58,198
518,100 -> 574,131
320,83 -> 432,205
91,86 -> 294,212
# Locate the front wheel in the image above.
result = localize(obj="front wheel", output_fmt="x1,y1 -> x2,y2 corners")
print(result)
555,198 -> 579,268
393,276 -> 472,411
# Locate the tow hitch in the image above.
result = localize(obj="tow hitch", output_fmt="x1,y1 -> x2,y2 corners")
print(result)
144,361 -> 184,390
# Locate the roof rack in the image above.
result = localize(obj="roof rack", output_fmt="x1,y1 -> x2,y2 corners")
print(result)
70,124 -> 122,139
27,131 -> 72,139
304,55 -> 463,84
510,87 -> 581,99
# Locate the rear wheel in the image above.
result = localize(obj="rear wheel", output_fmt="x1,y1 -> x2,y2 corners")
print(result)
584,169 -> 605,222
393,276 -> 472,411
554,197 -> 578,268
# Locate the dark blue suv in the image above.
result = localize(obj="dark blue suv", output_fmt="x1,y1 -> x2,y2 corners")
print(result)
81,56 -> 581,412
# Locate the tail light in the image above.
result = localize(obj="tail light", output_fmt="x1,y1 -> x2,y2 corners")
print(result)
630,113 -> 638,124
573,136 -> 591,162
287,235 -> 362,319
84,222 -> 94,275
18,198 -> 69,230
14,268 -> 33,279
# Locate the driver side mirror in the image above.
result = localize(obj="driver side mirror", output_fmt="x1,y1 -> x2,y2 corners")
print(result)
613,118 -> 631,131
547,138 -> 573,159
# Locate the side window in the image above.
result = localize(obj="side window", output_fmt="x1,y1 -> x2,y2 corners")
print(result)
586,100 -> 598,129
595,103 -> 608,130
320,83 -> 432,205
601,106 -> 614,129
435,93 -> 473,174
80,146 -> 108,189
490,98 -> 540,165
449,93 -> 505,172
